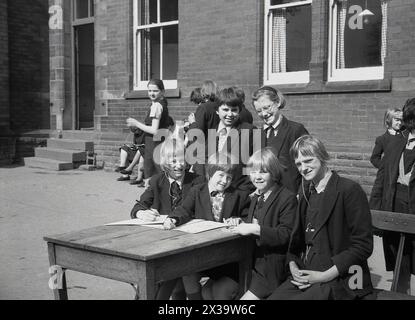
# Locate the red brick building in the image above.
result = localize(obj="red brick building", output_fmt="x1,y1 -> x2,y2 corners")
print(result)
2,0 -> 415,193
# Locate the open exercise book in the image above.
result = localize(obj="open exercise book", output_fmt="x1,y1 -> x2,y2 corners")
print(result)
106,217 -> 227,234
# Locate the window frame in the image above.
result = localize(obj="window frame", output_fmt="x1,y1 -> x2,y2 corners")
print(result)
263,0 -> 312,86
133,0 -> 179,91
327,0 -> 385,82
72,0 -> 95,25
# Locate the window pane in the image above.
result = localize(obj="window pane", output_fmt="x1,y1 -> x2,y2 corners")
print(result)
149,0 -> 158,24
271,5 -> 311,73
286,6 -> 311,71
137,0 -> 157,25
271,0 -> 308,5
75,0 -> 89,19
341,0 -> 382,68
160,0 -> 178,22
162,25 -> 178,80
90,0 -> 94,17
140,29 -> 160,80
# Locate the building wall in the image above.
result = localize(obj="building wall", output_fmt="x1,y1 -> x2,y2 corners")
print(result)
0,0 -> 10,135
8,0 -> 50,133
75,0 -> 415,192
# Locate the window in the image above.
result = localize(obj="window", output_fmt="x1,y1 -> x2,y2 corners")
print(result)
73,0 -> 94,21
133,0 -> 178,90
264,0 -> 312,85
328,0 -> 388,82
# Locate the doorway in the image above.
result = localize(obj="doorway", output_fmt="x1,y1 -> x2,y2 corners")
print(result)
74,23 -> 95,129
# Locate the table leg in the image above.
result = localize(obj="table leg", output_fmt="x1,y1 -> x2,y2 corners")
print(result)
137,263 -> 157,300
47,243 -> 68,300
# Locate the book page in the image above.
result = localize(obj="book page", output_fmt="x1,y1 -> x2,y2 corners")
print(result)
105,215 -> 168,226
175,219 -> 227,234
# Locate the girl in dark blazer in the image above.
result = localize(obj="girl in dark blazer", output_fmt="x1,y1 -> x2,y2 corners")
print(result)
228,148 -> 297,300
268,135 -> 373,300
252,86 -> 308,193
164,152 -> 251,300
130,137 -> 204,300
370,99 -> 415,295
370,108 -> 403,169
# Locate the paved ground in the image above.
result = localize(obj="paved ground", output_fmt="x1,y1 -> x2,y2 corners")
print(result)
0,165 -> 393,300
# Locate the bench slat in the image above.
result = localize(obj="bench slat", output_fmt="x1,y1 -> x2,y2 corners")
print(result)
371,210 -> 415,234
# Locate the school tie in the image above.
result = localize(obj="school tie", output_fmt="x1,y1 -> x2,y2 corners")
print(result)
217,128 -> 228,151
170,181 -> 182,210
254,194 -> 265,220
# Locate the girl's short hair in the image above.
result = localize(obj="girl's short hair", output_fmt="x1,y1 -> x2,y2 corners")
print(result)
247,148 -> 283,183
201,80 -> 219,102
218,87 -> 243,110
233,86 -> 246,104
384,108 -> 402,128
190,87 -> 204,105
251,86 -> 286,110
206,152 -> 238,180
148,79 -> 165,91
290,135 -> 330,166
159,137 -> 186,172
403,98 -> 415,131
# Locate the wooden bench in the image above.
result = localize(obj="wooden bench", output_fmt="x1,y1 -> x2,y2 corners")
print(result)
371,210 -> 415,300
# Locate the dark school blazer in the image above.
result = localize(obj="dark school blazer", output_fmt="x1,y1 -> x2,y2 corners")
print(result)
130,171 -> 205,218
260,116 -> 308,194
287,172 -> 374,300
370,131 -> 403,169
370,130 -> 415,215
246,184 -> 297,299
189,100 -> 220,138
169,183 -> 251,226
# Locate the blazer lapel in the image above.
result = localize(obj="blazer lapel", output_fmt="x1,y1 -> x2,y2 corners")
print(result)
258,185 -> 283,224
389,134 -> 408,182
267,116 -> 289,156
222,190 -> 237,220
312,172 -> 339,240
247,194 -> 257,222
200,184 -> 213,220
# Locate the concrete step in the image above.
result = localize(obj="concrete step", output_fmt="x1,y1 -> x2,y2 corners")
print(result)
23,157 -> 74,171
47,138 -> 94,152
35,147 -> 86,162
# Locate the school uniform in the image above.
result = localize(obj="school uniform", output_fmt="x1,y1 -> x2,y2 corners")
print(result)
169,183 -> 251,226
268,171 -> 374,300
247,184 -> 297,299
189,100 -> 220,138
370,130 -> 403,169
130,171 -> 205,218
169,183 -> 251,284
239,104 -> 254,124
142,98 -> 170,178
261,115 -> 308,194
370,130 -> 415,274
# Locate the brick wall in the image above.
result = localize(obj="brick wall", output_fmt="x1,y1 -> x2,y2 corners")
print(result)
91,0 -> 415,194
0,0 -> 10,135
8,0 -> 50,133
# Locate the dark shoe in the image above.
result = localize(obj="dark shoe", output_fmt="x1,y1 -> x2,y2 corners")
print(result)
130,179 -> 145,187
120,169 -> 133,175
115,166 -> 126,172
117,175 -> 130,181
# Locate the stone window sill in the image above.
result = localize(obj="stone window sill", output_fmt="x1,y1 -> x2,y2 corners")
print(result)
124,88 -> 181,99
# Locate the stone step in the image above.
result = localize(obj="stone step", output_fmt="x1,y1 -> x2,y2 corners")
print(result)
23,157 -> 74,171
35,147 -> 86,162
47,138 -> 94,152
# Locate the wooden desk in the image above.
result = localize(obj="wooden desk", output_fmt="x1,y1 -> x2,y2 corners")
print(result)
44,225 -> 254,300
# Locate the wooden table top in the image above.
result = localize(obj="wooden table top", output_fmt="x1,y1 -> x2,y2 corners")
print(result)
44,225 -> 245,261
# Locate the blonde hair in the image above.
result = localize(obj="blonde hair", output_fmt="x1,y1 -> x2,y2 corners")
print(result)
290,135 -> 330,167
159,137 -> 186,172
384,108 -> 402,128
247,148 -> 283,183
